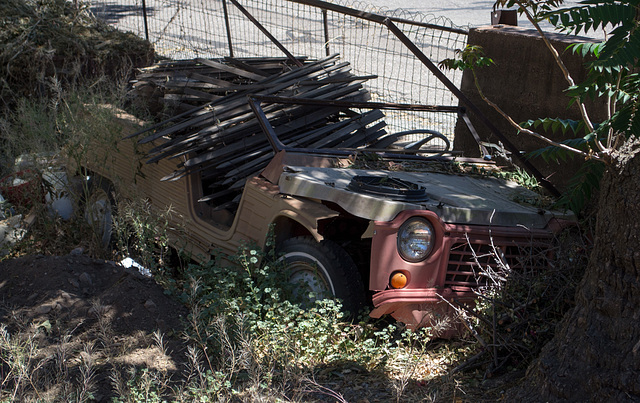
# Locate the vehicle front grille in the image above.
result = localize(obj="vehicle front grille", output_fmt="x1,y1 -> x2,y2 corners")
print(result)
445,241 -> 552,288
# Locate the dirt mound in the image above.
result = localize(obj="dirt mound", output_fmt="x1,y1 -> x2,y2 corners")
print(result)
0,253 -> 189,401
0,0 -> 153,106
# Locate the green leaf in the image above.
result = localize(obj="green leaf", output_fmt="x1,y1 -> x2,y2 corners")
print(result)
554,159 -> 606,214
37,319 -> 52,332
439,45 -> 494,71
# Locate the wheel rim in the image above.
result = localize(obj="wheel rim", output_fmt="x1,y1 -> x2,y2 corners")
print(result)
282,251 -> 335,304
85,188 -> 113,247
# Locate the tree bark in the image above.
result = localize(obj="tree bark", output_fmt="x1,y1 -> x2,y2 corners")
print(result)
507,138 -> 640,402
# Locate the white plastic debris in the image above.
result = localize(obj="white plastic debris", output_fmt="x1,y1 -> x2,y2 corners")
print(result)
120,257 -> 151,277
42,170 -> 74,220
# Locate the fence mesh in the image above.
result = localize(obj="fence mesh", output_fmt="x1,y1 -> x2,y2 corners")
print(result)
90,0 -> 468,139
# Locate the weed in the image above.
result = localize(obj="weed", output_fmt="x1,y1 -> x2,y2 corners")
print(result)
111,367 -> 168,403
0,85 -> 135,259
0,324 -> 44,401
446,226 -> 588,379
491,165 -> 540,191
113,197 -> 178,276
163,240 -> 469,401
76,343 -> 97,402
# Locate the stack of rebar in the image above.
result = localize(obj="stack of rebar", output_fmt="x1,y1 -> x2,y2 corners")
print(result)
130,54 -> 388,207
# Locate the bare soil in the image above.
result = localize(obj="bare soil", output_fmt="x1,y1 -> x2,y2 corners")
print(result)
0,253 -> 189,401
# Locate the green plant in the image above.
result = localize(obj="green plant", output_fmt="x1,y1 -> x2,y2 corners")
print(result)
170,239 -> 460,400
177,243 -> 355,367
0,325 -> 44,401
110,368 -> 167,403
113,198 -> 179,276
492,165 -> 540,190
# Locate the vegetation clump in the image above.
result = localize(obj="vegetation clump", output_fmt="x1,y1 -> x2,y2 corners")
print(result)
0,0 -> 153,109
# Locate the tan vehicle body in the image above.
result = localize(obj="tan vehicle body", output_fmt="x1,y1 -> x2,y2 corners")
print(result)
78,109 -> 571,331
80,117 -> 337,261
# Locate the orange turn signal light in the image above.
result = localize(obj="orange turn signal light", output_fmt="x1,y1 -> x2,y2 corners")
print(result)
390,271 -> 408,289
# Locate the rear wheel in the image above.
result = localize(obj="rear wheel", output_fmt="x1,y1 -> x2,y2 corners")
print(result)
278,236 -> 366,316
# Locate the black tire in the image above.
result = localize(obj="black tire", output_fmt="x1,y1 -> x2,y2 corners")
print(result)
278,236 -> 367,316
83,178 -> 116,248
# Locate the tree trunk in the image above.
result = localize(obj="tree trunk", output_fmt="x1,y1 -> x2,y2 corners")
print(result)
508,138 -> 640,401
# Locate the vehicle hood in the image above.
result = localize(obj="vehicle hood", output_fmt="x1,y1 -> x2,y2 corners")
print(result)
278,166 -> 573,228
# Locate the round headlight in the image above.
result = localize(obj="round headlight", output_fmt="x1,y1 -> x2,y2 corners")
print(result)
397,217 -> 435,262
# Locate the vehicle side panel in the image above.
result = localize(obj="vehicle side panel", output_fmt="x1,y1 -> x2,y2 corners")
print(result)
81,131 -> 339,260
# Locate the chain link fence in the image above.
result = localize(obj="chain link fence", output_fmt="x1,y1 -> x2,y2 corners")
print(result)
90,0 -> 469,139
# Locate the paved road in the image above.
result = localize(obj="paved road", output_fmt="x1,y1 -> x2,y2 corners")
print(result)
365,0 -> 600,36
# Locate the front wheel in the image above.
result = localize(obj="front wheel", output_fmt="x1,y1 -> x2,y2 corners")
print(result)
278,236 -> 366,316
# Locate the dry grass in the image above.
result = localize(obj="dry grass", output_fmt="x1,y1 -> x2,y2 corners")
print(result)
0,0 -> 153,110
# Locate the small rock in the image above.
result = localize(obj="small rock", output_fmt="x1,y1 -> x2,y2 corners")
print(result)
68,278 -> 80,288
35,304 -> 52,314
79,351 -> 92,363
78,272 -> 92,286
144,299 -> 157,312
70,247 -> 84,256
27,293 -> 38,301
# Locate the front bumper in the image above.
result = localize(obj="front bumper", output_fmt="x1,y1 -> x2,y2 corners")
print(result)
370,287 -> 476,336
368,210 -> 558,334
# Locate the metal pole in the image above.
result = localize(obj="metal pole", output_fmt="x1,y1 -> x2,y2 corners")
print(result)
248,98 -> 286,152
251,94 -> 461,113
322,9 -> 330,56
228,0 -> 303,67
222,0 -> 235,58
141,0 -> 149,42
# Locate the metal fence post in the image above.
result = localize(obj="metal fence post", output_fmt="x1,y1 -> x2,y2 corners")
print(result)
141,0 -> 150,42
222,0 -> 235,57
322,9 -> 330,56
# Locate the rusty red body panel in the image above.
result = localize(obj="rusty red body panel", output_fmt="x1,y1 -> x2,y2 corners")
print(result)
369,209 -> 555,328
